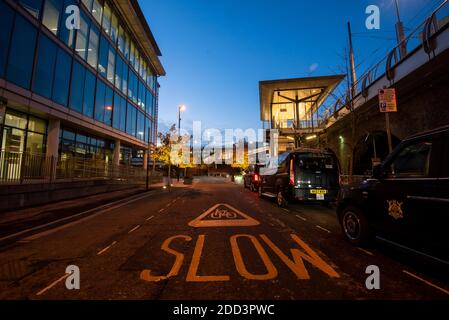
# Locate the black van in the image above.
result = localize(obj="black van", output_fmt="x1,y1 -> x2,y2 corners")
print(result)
259,149 -> 340,207
337,125 -> 449,266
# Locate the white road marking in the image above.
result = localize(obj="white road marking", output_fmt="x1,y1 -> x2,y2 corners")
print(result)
295,215 -> 307,221
97,241 -> 117,255
403,270 -> 449,295
128,225 -> 141,234
36,273 -> 69,296
146,216 -> 154,221
357,247 -> 374,256
316,225 -> 331,233
158,208 -> 165,213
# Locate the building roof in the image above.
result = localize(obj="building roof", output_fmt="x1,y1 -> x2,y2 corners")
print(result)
259,75 -> 345,121
116,0 -> 165,76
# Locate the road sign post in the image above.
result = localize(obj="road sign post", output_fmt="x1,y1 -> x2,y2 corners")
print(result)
379,88 -> 397,153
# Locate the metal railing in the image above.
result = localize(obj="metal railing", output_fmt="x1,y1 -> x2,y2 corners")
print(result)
0,151 -> 159,185
318,0 -> 449,125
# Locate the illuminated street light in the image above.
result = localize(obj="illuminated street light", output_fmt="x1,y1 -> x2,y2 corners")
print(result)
178,105 -> 187,132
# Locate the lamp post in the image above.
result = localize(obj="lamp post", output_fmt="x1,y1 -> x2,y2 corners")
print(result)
178,105 -> 186,132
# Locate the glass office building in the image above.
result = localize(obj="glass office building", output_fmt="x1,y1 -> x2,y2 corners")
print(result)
0,0 -> 165,171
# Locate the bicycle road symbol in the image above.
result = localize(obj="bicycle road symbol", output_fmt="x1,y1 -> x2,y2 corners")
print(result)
188,203 -> 260,228
210,208 -> 237,219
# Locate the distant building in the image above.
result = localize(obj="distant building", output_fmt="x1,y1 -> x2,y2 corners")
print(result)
0,0 -> 165,181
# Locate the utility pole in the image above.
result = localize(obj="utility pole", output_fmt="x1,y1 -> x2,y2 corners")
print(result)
394,0 -> 407,59
347,21 -> 358,99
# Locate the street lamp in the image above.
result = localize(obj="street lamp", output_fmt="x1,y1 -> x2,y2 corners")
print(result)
178,105 -> 186,132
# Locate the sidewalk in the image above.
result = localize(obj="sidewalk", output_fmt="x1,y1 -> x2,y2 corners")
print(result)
0,180 -> 186,241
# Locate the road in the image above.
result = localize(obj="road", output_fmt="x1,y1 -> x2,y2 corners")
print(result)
0,177 -> 447,300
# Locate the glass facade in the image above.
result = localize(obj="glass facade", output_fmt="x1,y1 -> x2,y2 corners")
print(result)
0,0 -> 159,146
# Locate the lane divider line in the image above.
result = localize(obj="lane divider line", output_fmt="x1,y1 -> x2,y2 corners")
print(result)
316,225 -> 331,233
296,215 -> 307,221
146,216 -> 154,221
357,247 -> 374,256
97,241 -> 117,255
128,225 -> 141,234
36,273 -> 69,296
158,208 -> 165,213
402,270 -> 449,295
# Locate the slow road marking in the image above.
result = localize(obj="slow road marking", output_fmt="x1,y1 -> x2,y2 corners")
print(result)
188,203 -> 260,228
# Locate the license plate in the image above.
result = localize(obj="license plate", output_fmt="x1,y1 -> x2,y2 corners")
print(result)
310,189 -> 328,195
316,194 -> 325,201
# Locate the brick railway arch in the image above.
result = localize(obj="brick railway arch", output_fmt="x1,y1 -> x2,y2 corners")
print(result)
352,130 -> 401,175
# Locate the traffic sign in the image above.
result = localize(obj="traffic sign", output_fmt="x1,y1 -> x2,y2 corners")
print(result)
379,88 -> 397,113
188,204 -> 260,228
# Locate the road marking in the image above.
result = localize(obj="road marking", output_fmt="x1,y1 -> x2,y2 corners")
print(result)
166,203 -> 171,208
158,208 -> 165,213
316,225 -> 331,233
188,203 -> 260,228
128,225 -> 141,234
403,270 -> 449,295
296,215 -> 307,221
97,241 -> 117,255
282,208 -> 290,213
146,216 -> 154,221
357,247 -> 374,256
36,273 -> 69,296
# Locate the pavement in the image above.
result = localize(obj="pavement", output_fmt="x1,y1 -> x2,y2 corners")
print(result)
0,176 -> 447,300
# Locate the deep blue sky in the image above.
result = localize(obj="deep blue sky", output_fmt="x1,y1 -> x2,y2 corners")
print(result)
139,0 -> 442,133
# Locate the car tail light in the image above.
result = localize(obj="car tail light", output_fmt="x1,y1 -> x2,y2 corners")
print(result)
289,159 -> 295,186
253,174 -> 260,182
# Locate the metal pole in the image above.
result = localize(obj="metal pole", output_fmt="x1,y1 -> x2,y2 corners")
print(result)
394,0 -> 407,59
385,113 -> 393,153
347,21 -> 358,98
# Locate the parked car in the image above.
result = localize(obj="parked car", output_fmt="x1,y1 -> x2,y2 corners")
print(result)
337,125 -> 449,266
243,164 -> 264,192
258,149 -> 340,207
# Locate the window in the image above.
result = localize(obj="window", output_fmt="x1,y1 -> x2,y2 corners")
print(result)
138,80 -> 146,110
75,11 -> 90,60
124,32 -> 130,59
28,116 -> 47,134
33,34 -> 57,99
87,25 -> 99,68
104,85 -> 113,126
95,80 -> 106,122
115,55 -> 123,90
126,103 -> 137,137
107,46 -> 116,84
19,0 -> 43,19
0,1 -> 14,79
59,0 -> 76,48
390,141 -> 433,177
83,71 -> 96,117
81,0 -> 93,10
102,2 -> 111,36
42,0 -> 62,35
137,111 -> 145,141
92,0 -> 103,24
117,25 -> 125,53
52,48 -> 72,106
111,12 -> 118,44
128,71 -> 138,103
6,15 -> 38,89
98,35 -> 108,77
113,93 -> 126,131
146,90 -> 154,116
69,62 -> 86,113
122,63 -> 128,95
145,118 -> 152,143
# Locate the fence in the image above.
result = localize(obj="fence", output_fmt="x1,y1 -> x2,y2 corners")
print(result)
0,151 -> 159,185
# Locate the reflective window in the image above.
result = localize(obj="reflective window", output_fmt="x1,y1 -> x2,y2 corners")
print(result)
126,103 -> 137,136
19,0 -> 43,19
26,132 -> 46,154
115,55 -> 123,90
6,15 -> 38,89
83,70 -> 96,118
4,110 -> 28,130
42,0 -> 62,35
98,35 -> 108,77
107,46 -> 116,84
75,10 -> 90,60
104,85 -> 113,126
122,63 -> 128,95
81,0 -> 93,10
69,61 -> 86,113
102,2 -> 111,37
111,12 -> 118,44
28,116 -> 47,134
146,90 -> 154,116
117,25 -> 125,53
124,32 -> 130,59
113,93 -> 126,132
87,24 -> 99,68
59,0 -> 76,48
52,48 -> 72,106
94,80 -> 106,122
0,1 -> 14,79
92,0 -> 103,24
391,141 -> 433,177
137,111 -> 145,141
33,34 -> 57,99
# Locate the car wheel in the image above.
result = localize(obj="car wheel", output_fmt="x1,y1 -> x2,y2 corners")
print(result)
340,206 -> 372,245
276,189 -> 288,207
